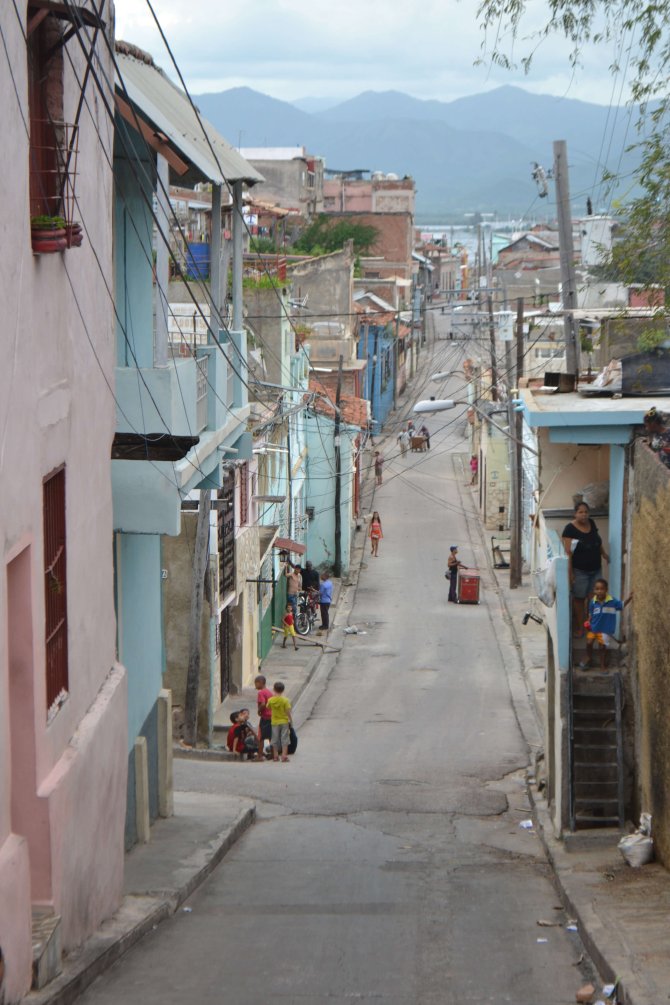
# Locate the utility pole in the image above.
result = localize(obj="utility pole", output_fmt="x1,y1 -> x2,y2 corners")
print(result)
333,355 -> 343,578
183,490 -> 211,746
393,312 -> 399,412
553,140 -> 579,377
487,294 -> 498,401
509,298 -> 524,589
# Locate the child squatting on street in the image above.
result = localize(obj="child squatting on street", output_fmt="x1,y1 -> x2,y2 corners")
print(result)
266,680 -> 293,762
580,578 -> 633,671
226,708 -> 258,760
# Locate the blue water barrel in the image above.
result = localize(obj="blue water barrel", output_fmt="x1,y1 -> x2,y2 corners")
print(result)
185,242 -> 210,280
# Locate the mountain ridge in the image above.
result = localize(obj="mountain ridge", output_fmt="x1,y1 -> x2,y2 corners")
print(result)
193,85 -> 641,217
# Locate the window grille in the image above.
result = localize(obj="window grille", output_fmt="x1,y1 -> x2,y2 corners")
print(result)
43,467 -> 68,713
217,468 -> 236,599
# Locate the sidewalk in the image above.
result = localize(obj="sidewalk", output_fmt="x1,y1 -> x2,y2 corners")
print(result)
27,575 -> 359,1005
475,482 -> 670,1005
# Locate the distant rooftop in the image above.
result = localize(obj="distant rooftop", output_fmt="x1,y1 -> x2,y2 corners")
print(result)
239,146 -> 308,160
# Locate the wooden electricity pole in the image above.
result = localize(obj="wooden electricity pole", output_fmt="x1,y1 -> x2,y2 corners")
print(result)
509,298 -> 525,589
333,355 -> 343,578
487,294 -> 498,401
553,140 -> 579,377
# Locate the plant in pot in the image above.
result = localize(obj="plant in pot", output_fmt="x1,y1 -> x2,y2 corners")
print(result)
65,221 -> 83,248
31,215 -> 67,254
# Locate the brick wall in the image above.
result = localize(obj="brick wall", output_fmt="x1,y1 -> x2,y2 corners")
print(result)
328,212 -> 413,279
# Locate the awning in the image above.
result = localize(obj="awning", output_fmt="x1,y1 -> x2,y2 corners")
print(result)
273,537 -> 306,555
115,45 -> 263,187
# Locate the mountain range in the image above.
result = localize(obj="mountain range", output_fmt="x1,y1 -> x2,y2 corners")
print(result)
193,85 -> 644,219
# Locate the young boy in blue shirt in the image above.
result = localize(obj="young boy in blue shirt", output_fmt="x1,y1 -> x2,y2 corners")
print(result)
580,578 -> 632,671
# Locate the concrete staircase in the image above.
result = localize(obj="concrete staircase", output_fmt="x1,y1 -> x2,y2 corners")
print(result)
32,907 -> 62,990
571,672 -> 625,829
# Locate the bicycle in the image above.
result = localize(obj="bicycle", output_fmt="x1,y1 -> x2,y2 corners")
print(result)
295,589 -> 319,635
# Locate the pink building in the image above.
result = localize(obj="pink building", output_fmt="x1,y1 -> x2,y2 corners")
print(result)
0,8 -> 127,1000
323,172 -> 415,216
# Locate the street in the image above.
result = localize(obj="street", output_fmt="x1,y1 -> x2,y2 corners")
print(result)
77,341 -> 601,1004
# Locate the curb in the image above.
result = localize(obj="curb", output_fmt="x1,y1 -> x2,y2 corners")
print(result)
528,792 -> 639,1005
26,805 -> 256,1005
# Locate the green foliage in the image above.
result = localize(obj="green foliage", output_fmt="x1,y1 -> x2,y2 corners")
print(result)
31,215 -> 66,229
637,324 -> 669,353
249,236 -> 278,254
242,274 -> 283,290
291,216 -> 378,256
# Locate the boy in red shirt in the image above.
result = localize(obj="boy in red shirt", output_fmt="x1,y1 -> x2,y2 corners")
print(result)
254,674 -> 274,760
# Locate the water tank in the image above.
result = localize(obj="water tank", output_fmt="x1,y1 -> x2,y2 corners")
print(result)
185,242 -> 210,280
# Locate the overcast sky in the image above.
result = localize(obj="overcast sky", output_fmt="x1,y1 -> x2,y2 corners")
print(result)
113,0 -> 627,108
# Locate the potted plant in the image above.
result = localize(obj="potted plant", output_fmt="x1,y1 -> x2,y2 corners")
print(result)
65,221 -> 83,248
31,215 -> 67,254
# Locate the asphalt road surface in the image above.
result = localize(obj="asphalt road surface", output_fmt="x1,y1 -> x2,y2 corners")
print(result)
79,342 -> 600,1004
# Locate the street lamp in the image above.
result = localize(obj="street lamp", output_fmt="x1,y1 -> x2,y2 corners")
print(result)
412,398 -> 537,456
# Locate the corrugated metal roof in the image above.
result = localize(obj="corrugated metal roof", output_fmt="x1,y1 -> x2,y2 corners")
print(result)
115,49 -> 263,186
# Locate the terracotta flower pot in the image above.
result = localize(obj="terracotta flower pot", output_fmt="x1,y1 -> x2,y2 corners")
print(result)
31,226 -> 67,254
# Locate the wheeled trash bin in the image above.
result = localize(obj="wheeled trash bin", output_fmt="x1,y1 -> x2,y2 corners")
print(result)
457,572 -> 480,604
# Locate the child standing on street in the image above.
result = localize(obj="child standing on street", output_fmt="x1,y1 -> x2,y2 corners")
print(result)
580,578 -> 632,671
254,674 -> 274,760
374,451 -> 384,486
267,681 -> 292,762
282,603 -> 298,650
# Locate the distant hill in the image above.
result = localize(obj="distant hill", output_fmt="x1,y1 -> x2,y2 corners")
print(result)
193,85 -> 643,218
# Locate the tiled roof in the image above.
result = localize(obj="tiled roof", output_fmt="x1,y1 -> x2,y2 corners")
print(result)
305,381 -> 370,429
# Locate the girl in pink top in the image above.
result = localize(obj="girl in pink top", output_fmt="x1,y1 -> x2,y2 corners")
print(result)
369,511 -> 383,557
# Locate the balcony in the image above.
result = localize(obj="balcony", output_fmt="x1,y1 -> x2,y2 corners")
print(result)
112,340 -> 249,535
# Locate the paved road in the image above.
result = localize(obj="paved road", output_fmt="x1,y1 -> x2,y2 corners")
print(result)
79,351 -> 600,1003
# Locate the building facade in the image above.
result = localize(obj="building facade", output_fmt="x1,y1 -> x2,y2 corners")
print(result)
1,8 -> 127,999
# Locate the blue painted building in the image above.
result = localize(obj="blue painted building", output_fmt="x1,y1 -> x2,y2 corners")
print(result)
358,318 -> 395,431
252,336 -> 310,660
112,47 -> 261,846
303,391 -> 366,575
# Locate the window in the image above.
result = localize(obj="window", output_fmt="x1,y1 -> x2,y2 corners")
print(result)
27,11 -> 65,218
217,468 -> 236,599
43,467 -> 68,713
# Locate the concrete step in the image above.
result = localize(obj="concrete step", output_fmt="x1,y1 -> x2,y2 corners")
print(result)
32,907 -> 62,990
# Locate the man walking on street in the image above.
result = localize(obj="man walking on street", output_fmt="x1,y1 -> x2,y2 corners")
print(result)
374,451 -> 384,486
318,570 -> 333,633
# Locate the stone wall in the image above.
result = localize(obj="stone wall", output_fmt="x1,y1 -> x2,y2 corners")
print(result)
630,440 -> 670,865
